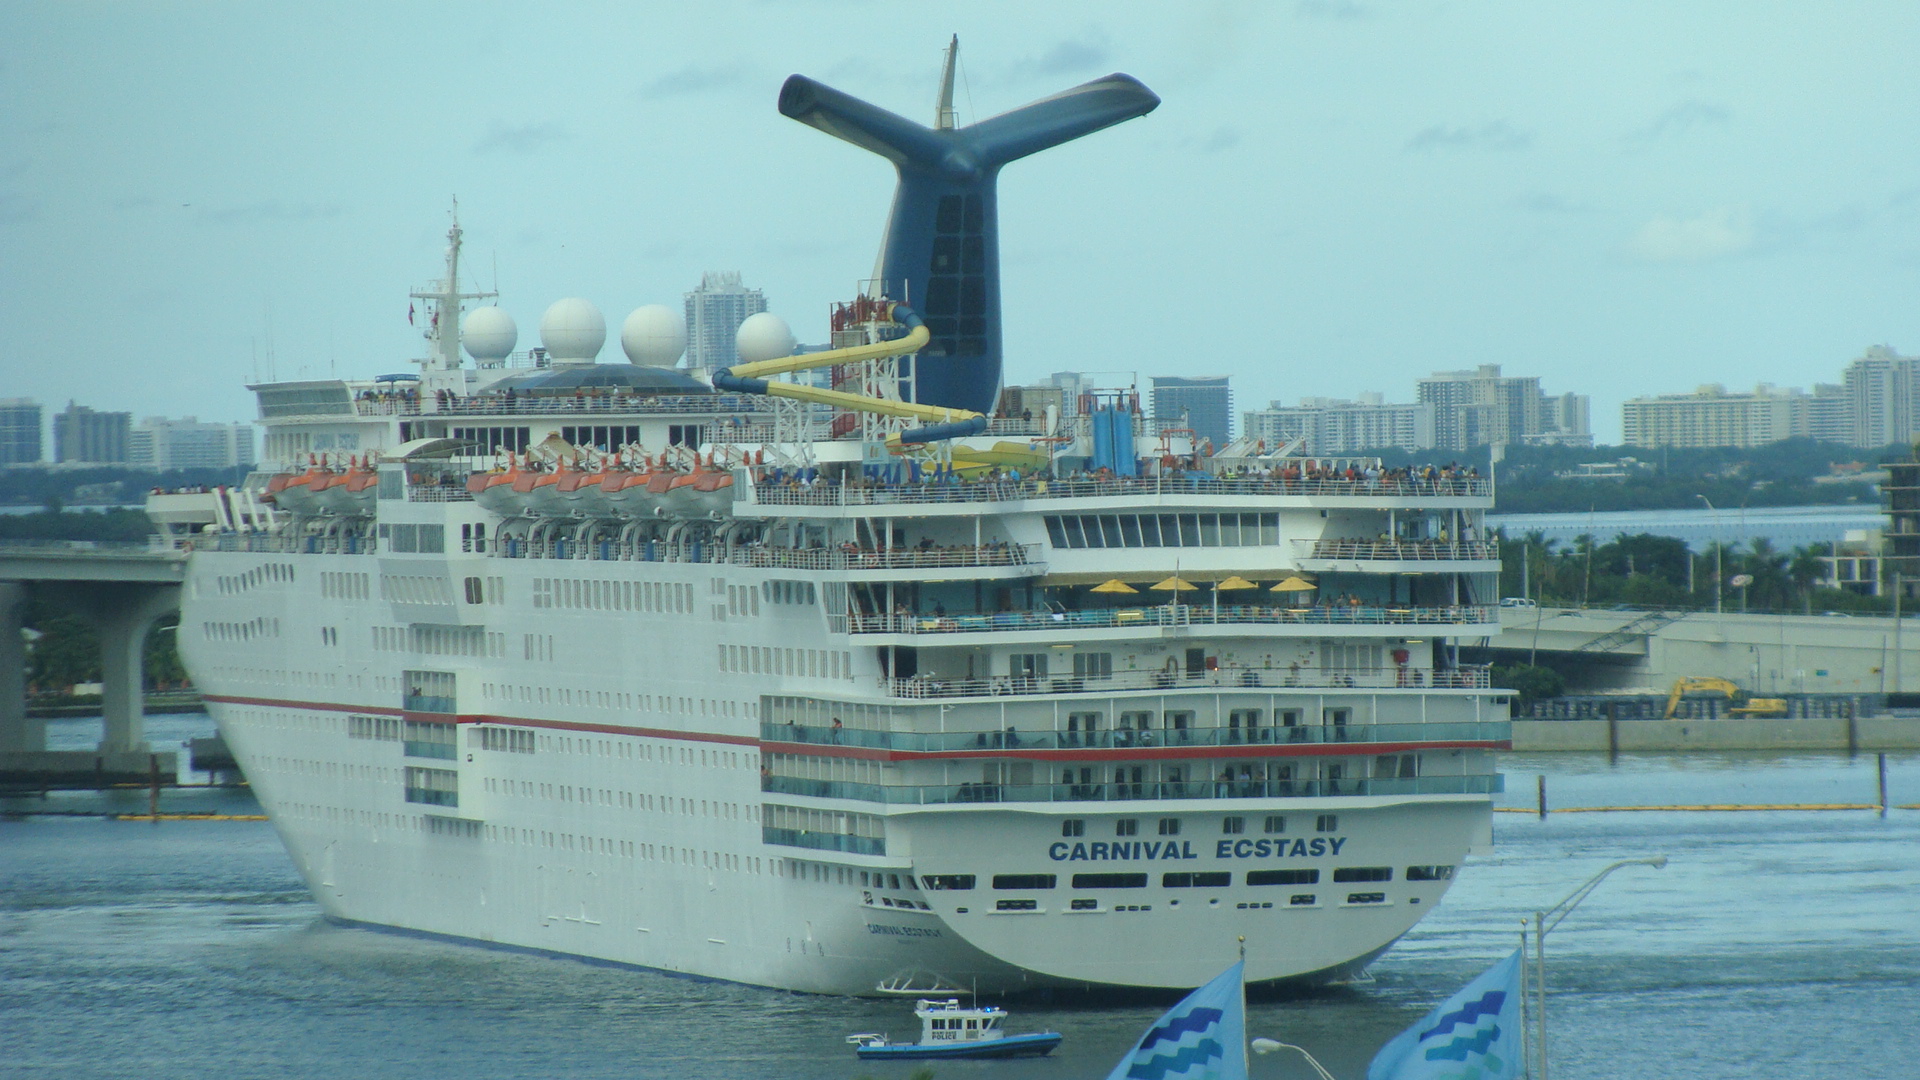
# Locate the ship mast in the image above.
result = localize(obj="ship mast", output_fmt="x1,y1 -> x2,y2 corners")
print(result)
411,198 -> 497,372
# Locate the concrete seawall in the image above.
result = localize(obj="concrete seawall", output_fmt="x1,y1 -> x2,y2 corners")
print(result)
1513,716 -> 1920,752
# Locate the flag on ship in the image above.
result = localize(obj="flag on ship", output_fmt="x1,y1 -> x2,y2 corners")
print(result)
1104,960 -> 1246,1080
1367,950 -> 1523,1080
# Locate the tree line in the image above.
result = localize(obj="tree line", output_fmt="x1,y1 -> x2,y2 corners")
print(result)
1497,529 -> 1890,615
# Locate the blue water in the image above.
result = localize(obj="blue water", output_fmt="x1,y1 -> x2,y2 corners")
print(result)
3,723 -> 1917,1078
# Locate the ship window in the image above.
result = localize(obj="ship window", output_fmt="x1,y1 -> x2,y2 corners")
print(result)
1346,893 -> 1387,905
1248,869 -> 1319,886
1070,898 -> 1098,910
992,874 -> 1056,890
1157,818 -> 1180,836
1290,894 -> 1317,906
1071,873 -> 1147,889
1406,866 -> 1455,881
923,875 -> 975,891
1061,819 -> 1084,837
1222,816 -> 1245,835
1163,872 -> 1231,888
994,899 -> 1038,911
1316,814 -> 1339,833
1333,867 -> 1392,883
1072,653 -> 1112,679
1115,819 -> 1137,836
1263,815 -> 1287,834
1045,517 -> 1067,547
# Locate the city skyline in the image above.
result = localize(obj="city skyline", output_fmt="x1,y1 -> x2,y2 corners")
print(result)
4,5 -> 1918,446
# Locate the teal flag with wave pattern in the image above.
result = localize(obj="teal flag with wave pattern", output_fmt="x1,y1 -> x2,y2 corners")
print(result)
1104,961 -> 1246,1080
1368,950 -> 1523,1080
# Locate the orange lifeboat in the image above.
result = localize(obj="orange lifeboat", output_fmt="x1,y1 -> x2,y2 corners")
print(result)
470,454 -> 530,516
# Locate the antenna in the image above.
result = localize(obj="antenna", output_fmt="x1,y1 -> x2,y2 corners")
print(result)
934,36 -> 959,130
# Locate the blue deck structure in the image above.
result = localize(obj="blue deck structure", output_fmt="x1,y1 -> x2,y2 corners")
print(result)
778,51 -> 1158,414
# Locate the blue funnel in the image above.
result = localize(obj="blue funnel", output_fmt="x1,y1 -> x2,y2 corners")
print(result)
779,66 -> 1158,414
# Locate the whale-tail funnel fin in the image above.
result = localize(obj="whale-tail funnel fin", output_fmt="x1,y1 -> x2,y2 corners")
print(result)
781,53 -> 1158,414
969,74 -> 1161,167
779,76 -> 944,167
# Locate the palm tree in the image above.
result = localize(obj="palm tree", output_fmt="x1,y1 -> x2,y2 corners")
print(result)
1743,537 -> 1791,611
1788,544 -> 1828,613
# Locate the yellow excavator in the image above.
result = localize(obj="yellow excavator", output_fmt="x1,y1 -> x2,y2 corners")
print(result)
1664,677 -> 1789,719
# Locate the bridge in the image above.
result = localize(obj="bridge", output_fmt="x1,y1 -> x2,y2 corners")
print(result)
0,541 -> 186,786
1475,603 -> 1920,697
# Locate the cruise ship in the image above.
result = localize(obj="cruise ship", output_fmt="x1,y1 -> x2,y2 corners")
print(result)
153,47 -> 1509,996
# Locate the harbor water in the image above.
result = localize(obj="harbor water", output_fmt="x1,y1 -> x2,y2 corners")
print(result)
3,715 -> 1917,1079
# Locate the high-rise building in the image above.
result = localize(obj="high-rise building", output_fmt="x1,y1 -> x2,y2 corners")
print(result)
1534,392 -> 1594,447
1621,384 -> 1808,448
683,271 -> 768,374
1807,383 -> 1852,443
0,398 -> 41,465
1415,364 -> 1552,451
1150,375 -> 1233,447
1242,394 -> 1435,455
52,402 -> 130,464
1842,345 -> 1917,448
129,416 -> 256,470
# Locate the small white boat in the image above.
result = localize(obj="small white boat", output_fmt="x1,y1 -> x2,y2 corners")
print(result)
846,998 -> 1063,1061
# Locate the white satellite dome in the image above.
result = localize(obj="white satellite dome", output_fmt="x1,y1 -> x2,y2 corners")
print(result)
621,304 -> 688,367
461,306 -> 517,362
539,298 -> 605,364
735,312 -> 796,365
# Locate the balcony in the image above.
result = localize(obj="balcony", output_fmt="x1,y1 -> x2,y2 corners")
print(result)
760,773 -> 1505,806
761,718 -> 1508,752
877,664 -> 1493,700
1295,539 -> 1498,562
847,604 -> 1497,636
745,472 -> 1491,509
737,543 -> 1040,573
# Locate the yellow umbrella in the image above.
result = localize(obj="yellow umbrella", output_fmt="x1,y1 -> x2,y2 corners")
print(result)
1271,575 -> 1317,593
1091,579 -> 1139,594
1215,576 -> 1258,591
1151,575 -> 1197,592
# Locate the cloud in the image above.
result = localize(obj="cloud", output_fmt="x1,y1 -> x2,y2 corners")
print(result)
641,66 -> 747,99
1200,127 -> 1241,153
1623,205 -> 1754,263
1295,0 -> 1371,19
194,201 -> 345,225
1406,121 -> 1533,153
473,120 -> 568,155
1005,30 -> 1111,81
1628,100 -> 1730,144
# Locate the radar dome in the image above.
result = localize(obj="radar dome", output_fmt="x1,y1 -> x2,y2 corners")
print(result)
461,306 -> 517,362
735,312 -> 796,365
621,305 -> 688,367
539,298 -> 606,363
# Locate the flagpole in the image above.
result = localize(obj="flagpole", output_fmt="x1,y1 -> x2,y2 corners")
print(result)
1518,918 -> 1531,1077
1238,936 -> 1249,1079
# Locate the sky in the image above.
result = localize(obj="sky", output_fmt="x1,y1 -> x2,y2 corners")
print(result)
4,1 -> 1919,446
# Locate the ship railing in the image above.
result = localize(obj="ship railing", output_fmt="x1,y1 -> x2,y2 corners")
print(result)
733,543 -> 1041,571
760,773 -> 1505,806
1295,539 -> 1499,561
759,827 -> 887,856
761,716 -> 1508,752
378,393 -> 776,419
875,664 -> 1494,700
745,473 -> 1491,508
847,604 -> 1497,635
196,532 -> 376,555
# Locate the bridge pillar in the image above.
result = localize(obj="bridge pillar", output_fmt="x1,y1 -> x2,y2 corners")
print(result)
36,582 -> 181,754
0,582 -> 36,752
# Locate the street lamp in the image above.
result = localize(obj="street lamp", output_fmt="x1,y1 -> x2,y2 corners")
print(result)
1696,495 -> 1722,615
1250,1039 -> 1337,1080
1530,856 -> 1668,1080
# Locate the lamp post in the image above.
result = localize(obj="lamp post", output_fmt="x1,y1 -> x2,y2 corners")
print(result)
1250,1039 -> 1337,1080
1696,495 -> 1722,615
1531,856 -> 1668,1080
